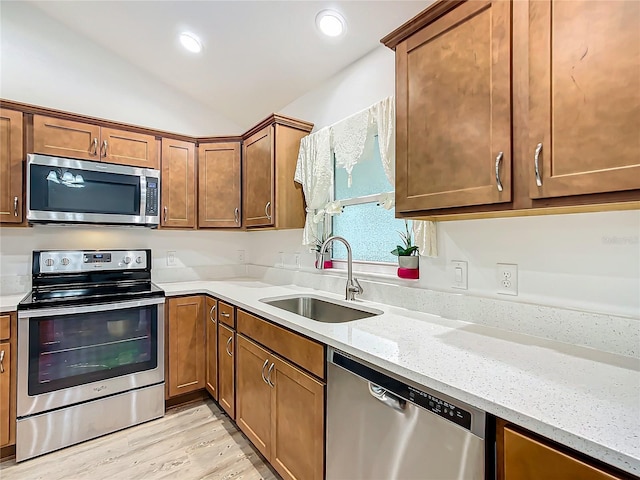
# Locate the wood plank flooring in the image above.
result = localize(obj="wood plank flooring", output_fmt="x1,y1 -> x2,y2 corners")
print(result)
0,399 -> 279,480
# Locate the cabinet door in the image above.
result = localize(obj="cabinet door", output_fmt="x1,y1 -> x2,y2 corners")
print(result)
167,296 -> 204,397
100,127 -> 158,169
504,427 -> 620,479
198,142 -> 241,228
529,0 -> 640,199
217,323 -> 236,419
0,109 -> 23,224
161,139 -> 196,228
270,355 -> 325,480
205,297 -> 218,400
33,115 -> 100,161
395,0 -> 512,212
0,341 -> 10,447
236,334 -> 272,458
243,125 -> 274,227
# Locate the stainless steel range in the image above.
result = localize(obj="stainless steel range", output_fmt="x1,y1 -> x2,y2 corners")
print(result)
16,249 -> 165,461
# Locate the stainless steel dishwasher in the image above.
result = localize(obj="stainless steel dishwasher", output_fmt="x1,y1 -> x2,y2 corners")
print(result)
327,349 -> 488,480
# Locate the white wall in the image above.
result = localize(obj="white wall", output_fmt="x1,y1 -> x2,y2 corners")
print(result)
0,226 -> 250,294
270,48 -> 640,318
0,1 -> 241,136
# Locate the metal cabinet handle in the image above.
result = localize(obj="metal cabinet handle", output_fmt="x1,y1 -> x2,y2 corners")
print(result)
261,359 -> 269,385
265,201 -> 272,221
163,206 -> 168,223
90,138 -> 98,156
101,140 -> 108,157
495,151 -> 504,192
534,142 -> 543,187
220,312 -> 230,318
234,207 -> 239,224
209,304 -> 216,322
0,350 -> 4,373
13,196 -> 18,217
266,362 -> 275,388
225,336 -> 233,356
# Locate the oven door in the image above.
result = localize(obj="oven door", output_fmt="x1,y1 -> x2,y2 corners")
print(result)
26,154 -> 159,226
17,297 -> 164,417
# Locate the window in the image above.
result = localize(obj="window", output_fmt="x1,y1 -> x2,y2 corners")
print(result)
330,136 -> 408,264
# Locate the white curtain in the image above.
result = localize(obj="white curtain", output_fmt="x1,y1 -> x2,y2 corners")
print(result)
293,126 -> 332,247
331,108 -> 373,188
373,96 -> 438,258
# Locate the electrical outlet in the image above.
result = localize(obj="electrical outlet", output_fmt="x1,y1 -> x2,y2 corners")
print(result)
237,249 -> 245,264
295,253 -> 301,269
497,263 -> 518,295
166,251 -> 176,267
451,260 -> 468,290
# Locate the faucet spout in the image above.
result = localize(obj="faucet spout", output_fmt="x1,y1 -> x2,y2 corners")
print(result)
319,236 -> 363,301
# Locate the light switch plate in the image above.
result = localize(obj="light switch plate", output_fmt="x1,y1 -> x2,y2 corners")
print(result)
451,260 -> 468,290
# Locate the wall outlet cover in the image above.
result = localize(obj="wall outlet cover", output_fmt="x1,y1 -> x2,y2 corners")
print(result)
497,263 -> 518,295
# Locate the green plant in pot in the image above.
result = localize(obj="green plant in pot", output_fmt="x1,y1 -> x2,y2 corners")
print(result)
391,220 -> 419,277
314,231 -> 333,269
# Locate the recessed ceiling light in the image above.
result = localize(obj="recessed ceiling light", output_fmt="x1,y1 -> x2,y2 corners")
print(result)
316,10 -> 346,37
179,32 -> 203,53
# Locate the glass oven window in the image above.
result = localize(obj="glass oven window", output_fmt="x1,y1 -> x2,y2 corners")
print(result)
28,305 -> 158,395
29,164 -> 140,215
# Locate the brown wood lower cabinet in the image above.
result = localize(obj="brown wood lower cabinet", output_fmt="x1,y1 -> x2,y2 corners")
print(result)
0,340 -> 11,447
217,323 -> 236,419
236,334 -> 325,480
204,297 -> 218,400
167,296 -> 204,398
499,422 -> 627,480
0,312 -> 16,451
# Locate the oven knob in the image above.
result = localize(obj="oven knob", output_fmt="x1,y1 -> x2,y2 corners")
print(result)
123,256 -> 132,265
44,258 -> 54,267
61,258 -> 70,266
135,256 -> 143,264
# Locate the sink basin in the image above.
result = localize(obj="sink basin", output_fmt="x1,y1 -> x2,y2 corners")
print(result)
260,294 -> 383,323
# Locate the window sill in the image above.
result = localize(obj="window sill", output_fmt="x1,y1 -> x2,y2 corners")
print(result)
315,259 -> 421,285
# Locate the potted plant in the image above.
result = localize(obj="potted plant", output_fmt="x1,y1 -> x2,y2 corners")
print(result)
391,220 -> 419,278
314,232 -> 333,269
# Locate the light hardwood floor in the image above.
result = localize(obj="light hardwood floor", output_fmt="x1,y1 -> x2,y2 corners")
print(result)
0,399 -> 279,480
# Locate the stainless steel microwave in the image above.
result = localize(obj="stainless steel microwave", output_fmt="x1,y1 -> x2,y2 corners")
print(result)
26,154 -> 160,227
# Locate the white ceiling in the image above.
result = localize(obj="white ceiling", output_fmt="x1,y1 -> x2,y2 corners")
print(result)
29,1 -> 429,130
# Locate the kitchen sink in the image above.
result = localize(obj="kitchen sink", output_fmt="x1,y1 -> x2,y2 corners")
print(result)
260,294 -> 383,323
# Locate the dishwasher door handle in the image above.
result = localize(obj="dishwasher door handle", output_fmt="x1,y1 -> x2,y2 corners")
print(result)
368,383 -> 406,412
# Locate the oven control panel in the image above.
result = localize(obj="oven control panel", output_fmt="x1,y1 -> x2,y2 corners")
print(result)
36,250 -> 149,273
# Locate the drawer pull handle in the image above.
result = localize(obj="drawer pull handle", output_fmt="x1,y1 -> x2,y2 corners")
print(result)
265,201 -> 272,221
266,362 -> 275,388
495,151 -> 504,192
234,207 -> 240,224
163,206 -> 168,223
261,359 -> 269,385
225,336 -> 233,357
13,196 -> 18,217
209,304 -> 216,322
220,312 -> 231,318
534,142 -> 543,187
101,139 -> 108,157
0,350 -> 4,373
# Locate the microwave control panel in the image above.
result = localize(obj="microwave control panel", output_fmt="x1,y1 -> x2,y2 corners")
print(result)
145,178 -> 159,216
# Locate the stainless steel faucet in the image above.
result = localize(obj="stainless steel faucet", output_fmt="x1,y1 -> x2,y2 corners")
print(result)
319,236 -> 363,301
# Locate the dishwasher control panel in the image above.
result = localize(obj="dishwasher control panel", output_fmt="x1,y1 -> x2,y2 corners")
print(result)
407,386 -> 471,430
331,349 -> 474,431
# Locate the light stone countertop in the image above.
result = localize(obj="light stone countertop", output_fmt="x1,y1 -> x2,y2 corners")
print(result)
2,280 -> 638,475
159,279 -> 640,476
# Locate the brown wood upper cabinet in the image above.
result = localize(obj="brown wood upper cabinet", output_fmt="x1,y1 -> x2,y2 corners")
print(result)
243,115 -> 313,229
391,0 -> 512,212
33,115 -> 158,169
198,141 -> 241,228
382,0 -> 640,217
528,0 -> 640,199
0,109 -> 23,224
161,138 -> 196,228
167,296 -> 204,398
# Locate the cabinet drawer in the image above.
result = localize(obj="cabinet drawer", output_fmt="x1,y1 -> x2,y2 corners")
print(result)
0,314 -> 10,341
218,301 -> 235,328
237,310 -> 324,379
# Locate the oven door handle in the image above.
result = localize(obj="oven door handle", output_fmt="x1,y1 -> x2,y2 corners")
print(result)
18,297 -> 165,319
